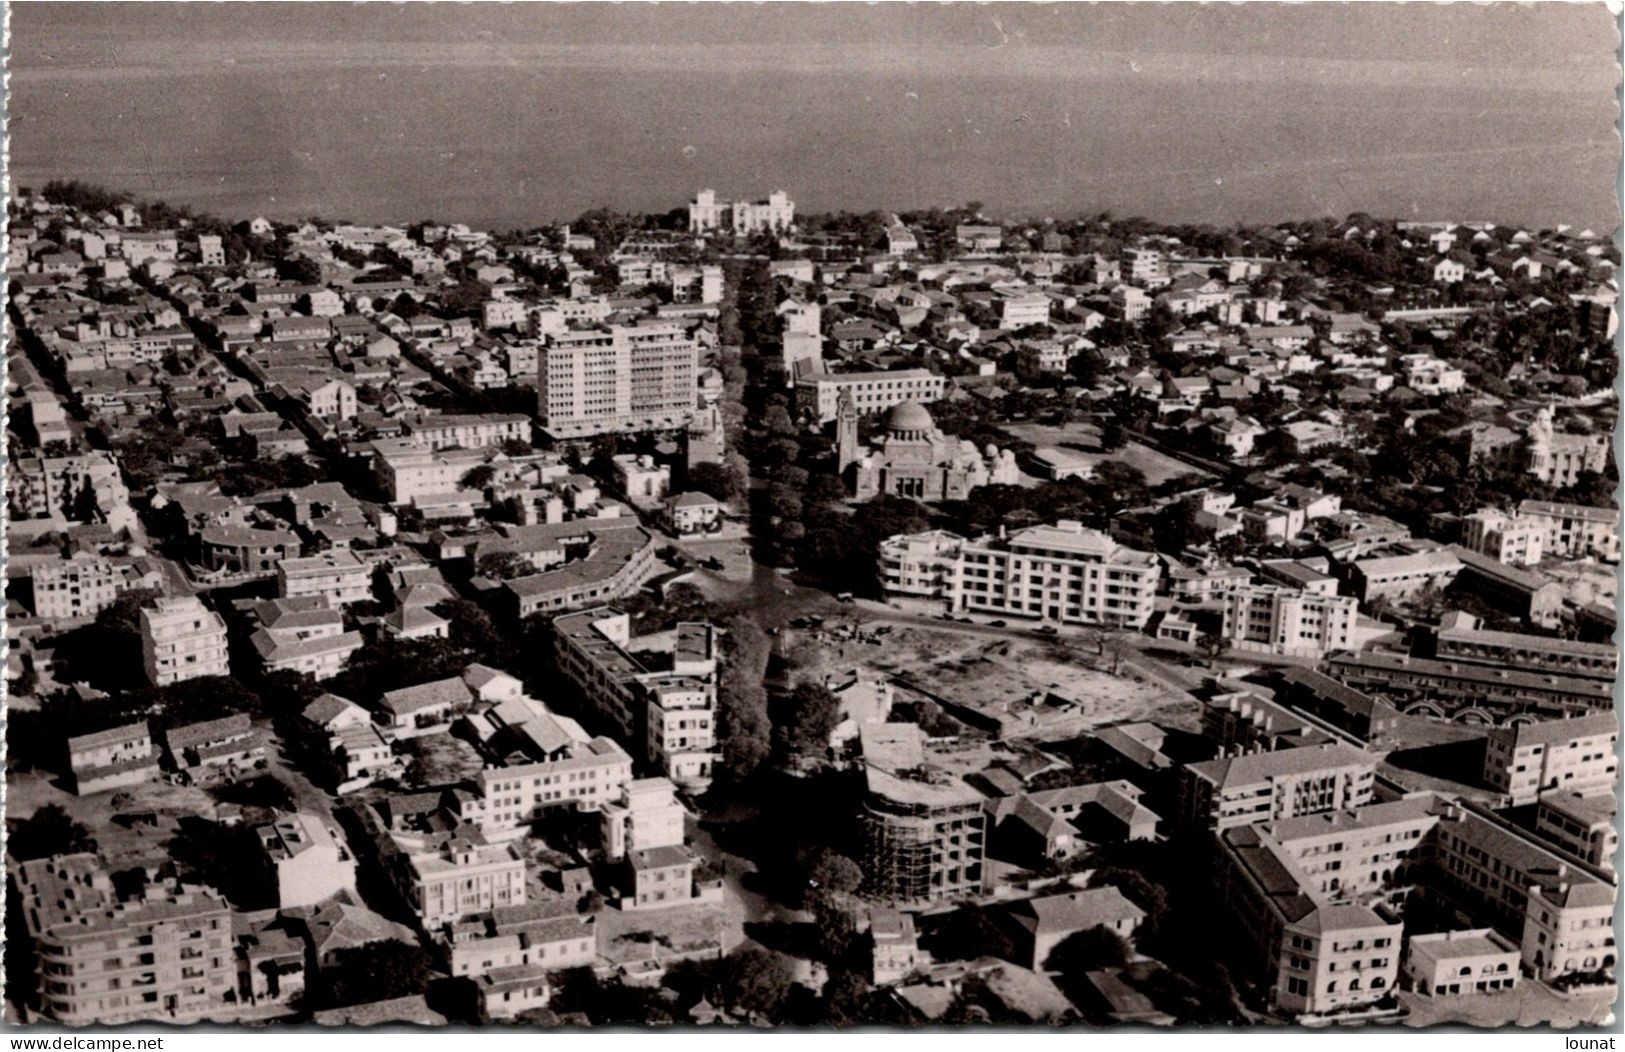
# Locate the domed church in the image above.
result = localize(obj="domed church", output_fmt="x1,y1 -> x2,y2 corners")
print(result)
836,391 -> 1018,502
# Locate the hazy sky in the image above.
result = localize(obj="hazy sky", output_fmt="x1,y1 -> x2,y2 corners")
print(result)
13,2 -> 1619,87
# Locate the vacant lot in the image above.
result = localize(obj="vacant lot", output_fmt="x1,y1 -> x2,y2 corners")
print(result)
785,621 -> 1199,738
8,769 -> 219,870
1000,430 -> 1211,487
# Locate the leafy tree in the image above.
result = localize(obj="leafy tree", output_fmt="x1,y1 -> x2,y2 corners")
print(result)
782,681 -> 841,756
277,256 -> 324,286
313,941 -> 433,1009
924,906 -> 1014,964
1044,925 -> 1130,973
715,948 -> 795,1021
461,464 -> 496,490
686,461 -> 745,503
434,599 -> 507,663
476,551 -> 534,581
822,969 -> 875,1026
8,805 -> 96,862
1196,632 -> 1232,667
717,615 -> 773,781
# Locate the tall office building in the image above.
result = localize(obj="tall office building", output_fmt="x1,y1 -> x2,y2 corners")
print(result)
536,322 -> 698,439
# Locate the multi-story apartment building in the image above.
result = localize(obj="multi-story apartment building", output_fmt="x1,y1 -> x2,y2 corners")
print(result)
551,609 -> 719,789
1432,617 -> 1618,682
66,722 -> 161,795
245,597 -> 364,681
670,264 -> 724,304
1462,509 -> 1545,567
601,778 -> 686,860
1216,823 -> 1403,1018
14,854 -> 234,1024
399,413 -> 530,452
879,521 -> 1162,629
9,450 -> 125,522
372,442 -> 490,506
1534,791 -> 1617,873
1516,499 -> 1620,562
1430,801 -> 1616,982
457,738 -> 634,841
30,555 -> 143,623
1180,742 -> 1376,832
1219,795 -> 1617,1012
255,811 -> 357,909
1264,797 -> 1439,901
536,322 -> 699,439
1325,651 -> 1612,721
377,828 -> 528,929
140,596 -> 229,686
441,909 -> 598,979
1220,585 -> 1358,658
796,369 -> 946,424
858,723 -> 986,907
276,550 -> 372,607
1200,691 -> 1338,755
1346,549 -> 1462,603
1121,247 -> 1166,286
1481,713 -> 1619,806
997,290 -> 1051,329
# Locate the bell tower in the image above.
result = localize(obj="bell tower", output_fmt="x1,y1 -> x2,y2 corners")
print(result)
836,388 -> 860,474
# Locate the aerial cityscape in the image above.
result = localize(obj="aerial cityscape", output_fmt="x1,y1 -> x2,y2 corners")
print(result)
3,1 -> 1620,1034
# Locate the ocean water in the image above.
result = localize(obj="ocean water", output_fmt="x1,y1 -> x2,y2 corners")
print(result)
10,59 -> 1618,231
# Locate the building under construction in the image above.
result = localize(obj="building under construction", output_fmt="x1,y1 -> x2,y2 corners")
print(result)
857,723 -> 986,906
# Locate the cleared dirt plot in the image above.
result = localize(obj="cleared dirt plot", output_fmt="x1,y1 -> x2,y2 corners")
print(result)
596,898 -> 741,976
396,732 -> 487,787
1000,428 -> 1212,488
7,768 -> 221,870
789,622 -> 1200,740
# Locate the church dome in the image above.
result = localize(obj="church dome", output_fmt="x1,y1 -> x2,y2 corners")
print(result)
882,400 -> 934,435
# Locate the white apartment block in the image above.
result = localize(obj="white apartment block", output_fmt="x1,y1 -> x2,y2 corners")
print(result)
551,609 -> 719,790
1122,248 -> 1166,286
1221,585 -> 1357,658
998,291 -> 1051,329
400,413 -> 530,452
1517,500 -> 1620,562
880,521 -> 1162,629
1181,742 -> 1377,832
256,811 -> 357,909
1463,509 -> 1545,567
1431,802 -> 1616,982
140,596 -> 229,686
602,777 -> 687,860
796,369 -> 946,424
373,442 -> 489,505
537,322 -> 699,439
670,265 -> 724,304
459,738 -> 634,841
31,556 -> 130,623
380,830 -> 528,929
276,550 -> 372,607
14,855 -> 234,1025
1217,822 -> 1402,1019
1535,791 -> 1617,873
1482,713 -> 1618,806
